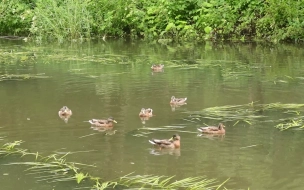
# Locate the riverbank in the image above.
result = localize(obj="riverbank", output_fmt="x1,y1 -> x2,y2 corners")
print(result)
1,0 -> 303,42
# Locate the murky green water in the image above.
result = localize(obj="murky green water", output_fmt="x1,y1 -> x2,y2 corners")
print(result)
1,39 -> 304,190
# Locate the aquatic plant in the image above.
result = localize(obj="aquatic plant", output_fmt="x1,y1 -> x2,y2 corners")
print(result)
186,102 -> 304,130
0,73 -> 50,81
0,141 -> 227,190
186,102 -> 265,125
275,118 -> 304,131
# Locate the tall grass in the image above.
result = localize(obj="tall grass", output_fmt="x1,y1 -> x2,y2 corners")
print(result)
30,0 -> 92,42
1,0 -> 304,41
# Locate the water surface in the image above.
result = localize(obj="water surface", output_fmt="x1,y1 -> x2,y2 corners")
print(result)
1,39 -> 304,190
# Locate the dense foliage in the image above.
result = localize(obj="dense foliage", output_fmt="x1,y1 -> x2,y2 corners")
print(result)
0,0 -> 303,42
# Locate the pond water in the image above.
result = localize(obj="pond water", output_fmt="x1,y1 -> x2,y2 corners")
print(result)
1,39 -> 304,190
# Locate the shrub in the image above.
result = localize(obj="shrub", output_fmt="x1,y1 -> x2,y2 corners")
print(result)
0,0 -> 33,35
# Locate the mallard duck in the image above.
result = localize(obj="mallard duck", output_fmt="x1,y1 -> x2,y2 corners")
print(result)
151,64 -> 164,71
149,134 -> 181,149
58,106 -> 72,116
139,108 -> 153,117
197,123 -> 226,134
170,96 -> 187,105
88,117 -> 117,127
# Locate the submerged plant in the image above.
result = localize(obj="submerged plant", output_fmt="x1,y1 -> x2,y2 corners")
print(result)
186,102 -> 265,125
0,73 -> 50,81
0,141 -> 226,190
275,118 -> 304,131
186,102 -> 304,130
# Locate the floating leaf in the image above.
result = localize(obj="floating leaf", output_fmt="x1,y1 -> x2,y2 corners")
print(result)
75,172 -> 87,184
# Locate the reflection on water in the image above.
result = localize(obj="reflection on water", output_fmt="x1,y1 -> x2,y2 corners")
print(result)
197,133 -> 225,141
1,39 -> 304,190
149,148 -> 181,157
139,116 -> 150,124
58,114 -> 71,123
90,125 -> 117,135
170,103 -> 187,112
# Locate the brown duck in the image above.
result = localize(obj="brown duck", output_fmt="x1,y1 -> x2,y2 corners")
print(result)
88,117 -> 117,127
58,106 -> 72,116
197,123 -> 226,134
149,134 -> 181,149
170,96 -> 187,104
139,108 -> 153,117
151,64 -> 164,71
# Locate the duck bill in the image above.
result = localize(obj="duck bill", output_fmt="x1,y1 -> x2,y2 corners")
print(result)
113,120 -> 117,123
169,137 -> 173,141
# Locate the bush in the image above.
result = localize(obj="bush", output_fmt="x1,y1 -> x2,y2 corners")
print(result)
1,0 -> 303,42
0,0 -> 33,35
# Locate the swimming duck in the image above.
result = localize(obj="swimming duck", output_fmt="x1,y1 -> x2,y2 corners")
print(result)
170,96 -> 187,105
88,117 -> 117,127
151,64 -> 164,71
139,108 -> 153,117
197,123 -> 226,134
149,134 -> 181,149
58,106 -> 72,116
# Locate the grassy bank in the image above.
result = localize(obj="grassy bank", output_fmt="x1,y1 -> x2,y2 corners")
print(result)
1,0 -> 303,42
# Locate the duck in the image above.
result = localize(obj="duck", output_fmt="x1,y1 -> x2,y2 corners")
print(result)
58,106 -> 72,116
139,108 -> 153,117
151,64 -> 164,71
170,96 -> 187,105
149,134 -> 181,149
197,123 -> 226,134
88,117 -> 117,127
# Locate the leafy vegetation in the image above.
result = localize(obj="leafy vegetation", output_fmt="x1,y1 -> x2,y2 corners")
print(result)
0,0 -> 304,42
0,141 -> 226,190
30,0 -> 92,42
0,0 -> 33,36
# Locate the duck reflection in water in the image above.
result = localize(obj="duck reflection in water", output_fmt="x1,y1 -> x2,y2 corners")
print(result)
149,148 -> 181,157
197,133 -> 225,141
140,117 -> 150,124
91,126 -> 117,135
170,103 -> 187,112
